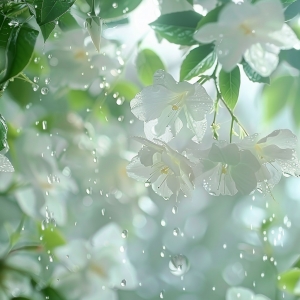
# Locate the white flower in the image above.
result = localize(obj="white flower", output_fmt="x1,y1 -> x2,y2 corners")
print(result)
126,137 -> 195,198
130,70 -> 213,143
194,0 -> 300,76
0,154 -> 14,172
53,223 -> 137,300
189,141 -> 261,196
237,129 -> 300,193
226,287 -> 270,300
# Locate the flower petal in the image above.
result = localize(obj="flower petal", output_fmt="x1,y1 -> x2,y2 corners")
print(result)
244,43 -> 279,76
226,287 -> 255,300
258,129 -> 298,149
231,164 -> 257,195
194,23 -> 222,44
208,143 -> 240,165
268,24 -> 300,49
152,174 -> 173,198
130,85 -> 178,122
0,154 -> 14,172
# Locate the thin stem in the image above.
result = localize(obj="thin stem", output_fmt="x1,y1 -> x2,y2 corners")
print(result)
211,67 -> 249,140
230,116 -> 234,143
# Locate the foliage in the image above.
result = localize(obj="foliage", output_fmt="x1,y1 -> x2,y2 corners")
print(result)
0,0 -> 300,299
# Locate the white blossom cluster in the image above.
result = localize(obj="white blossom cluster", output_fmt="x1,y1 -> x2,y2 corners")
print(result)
194,0 -> 300,76
127,70 -> 300,198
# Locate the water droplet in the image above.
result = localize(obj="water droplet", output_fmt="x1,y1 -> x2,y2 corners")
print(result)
112,2 -> 118,8
32,84 -> 39,91
121,229 -> 128,238
173,228 -> 180,236
41,87 -> 49,95
121,279 -> 126,286
159,290 -> 165,298
42,121 -> 47,130
169,254 -> 190,276
34,76 -> 39,83
172,206 -> 178,214
45,78 -> 51,85
34,57 -> 40,64
86,187 -> 92,195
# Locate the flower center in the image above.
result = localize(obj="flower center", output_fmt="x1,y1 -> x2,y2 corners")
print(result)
74,49 -> 86,61
161,166 -> 169,174
239,23 -> 253,35
254,144 -> 264,159
221,164 -> 228,174
172,105 -> 179,110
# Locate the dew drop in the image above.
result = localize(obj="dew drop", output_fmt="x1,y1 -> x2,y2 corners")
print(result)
41,87 -> 49,95
121,229 -> 128,238
121,279 -> 126,286
173,228 -> 180,236
169,254 -> 190,276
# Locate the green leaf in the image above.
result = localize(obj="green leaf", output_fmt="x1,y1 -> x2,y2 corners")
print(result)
85,16 -> 102,52
219,67 -> 240,110
280,49 -> 300,70
284,0 -> 300,20
196,4 -> 223,31
186,0 -> 193,4
180,44 -> 215,80
58,11 -> 79,31
149,11 -> 202,46
0,114 -> 8,152
112,81 -> 139,100
40,22 -> 55,41
39,226 -> 66,252
292,81 -> 300,127
32,0 -> 75,25
136,49 -> 165,86
241,60 -> 270,84
0,15 -> 13,73
41,287 -> 66,300
278,268 -> 300,294
262,76 -> 297,121
0,24 -> 39,84
98,0 -> 143,20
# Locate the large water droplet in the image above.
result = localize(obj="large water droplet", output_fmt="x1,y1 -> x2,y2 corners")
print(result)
169,254 -> 190,276
41,87 -> 49,95
121,229 -> 128,238
121,279 -> 126,286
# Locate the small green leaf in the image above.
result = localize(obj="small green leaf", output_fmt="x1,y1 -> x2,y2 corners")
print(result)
40,22 -> 55,41
262,76 -> 297,121
58,12 -> 80,31
292,82 -> 300,127
41,287 -> 66,300
0,24 -> 39,84
196,4 -> 223,31
180,44 -> 215,80
284,0 -> 300,20
85,16 -> 102,52
149,11 -> 202,46
99,0 -> 143,20
136,49 -> 165,86
280,49 -> 300,70
241,60 -> 270,84
39,226 -> 66,252
278,268 -> 300,294
32,0 -> 75,25
186,0 -> 193,4
219,67 -> 240,110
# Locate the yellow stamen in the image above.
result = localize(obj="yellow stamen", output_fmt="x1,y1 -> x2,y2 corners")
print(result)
240,23 -> 253,35
161,167 -> 169,174
172,105 -> 179,110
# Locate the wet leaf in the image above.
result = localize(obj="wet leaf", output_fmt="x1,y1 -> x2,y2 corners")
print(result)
278,268 -> 300,294
180,44 -> 215,80
241,60 -> 270,84
219,67 -> 240,110
136,49 -> 165,86
196,4 -> 223,31
149,11 -> 202,46
85,16 -> 102,52
39,226 -> 66,252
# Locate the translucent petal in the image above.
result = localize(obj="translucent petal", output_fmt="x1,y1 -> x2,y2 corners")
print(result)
161,151 -> 181,176
226,287 -> 255,300
92,223 -> 124,249
258,129 -> 298,149
194,23 -> 222,44
231,164 -> 258,195
268,24 -> 300,49
132,136 -> 164,152
208,143 -> 240,165
54,240 -> 88,270
263,145 -> 294,161
185,83 -> 213,121
186,113 -> 207,143
240,149 -> 261,172
138,146 -> 155,167
126,156 -> 160,183
130,85 -> 178,122
153,69 -> 193,93
244,43 -> 279,76
144,116 -> 183,143
152,174 -> 173,198
0,154 -> 14,172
